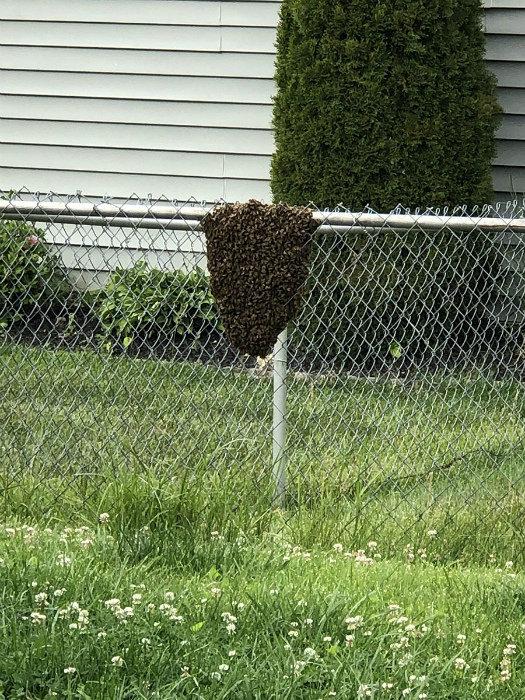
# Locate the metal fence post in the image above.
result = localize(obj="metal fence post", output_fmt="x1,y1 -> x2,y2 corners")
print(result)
272,327 -> 288,507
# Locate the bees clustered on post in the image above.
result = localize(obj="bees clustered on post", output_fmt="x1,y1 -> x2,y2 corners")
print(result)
202,199 -> 318,358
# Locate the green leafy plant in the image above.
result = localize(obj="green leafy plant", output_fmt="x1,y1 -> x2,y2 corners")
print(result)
0,219 -> 71,326
93,262 -> 221,349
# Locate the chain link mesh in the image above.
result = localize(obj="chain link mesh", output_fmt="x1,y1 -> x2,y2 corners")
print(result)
2,190 -> 525,562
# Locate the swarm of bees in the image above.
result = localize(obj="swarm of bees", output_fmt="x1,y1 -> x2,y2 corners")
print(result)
202,199 -> 318,358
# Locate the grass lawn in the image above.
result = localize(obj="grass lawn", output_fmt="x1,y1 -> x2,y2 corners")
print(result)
1,343 -> 525,697
2,522 -> 525,699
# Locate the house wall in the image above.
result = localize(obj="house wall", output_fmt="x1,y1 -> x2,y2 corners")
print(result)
485,0 -> 525,204
0,0 -> 523,206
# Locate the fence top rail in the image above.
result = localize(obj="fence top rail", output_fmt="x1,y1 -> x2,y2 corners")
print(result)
1,198 -> 525,233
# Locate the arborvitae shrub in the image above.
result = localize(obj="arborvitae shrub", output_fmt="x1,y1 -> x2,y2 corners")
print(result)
271,0 -> 502,211
272,0 -> 504,365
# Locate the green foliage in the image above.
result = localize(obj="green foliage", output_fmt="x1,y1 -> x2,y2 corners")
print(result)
0,220 -> 71,326
271,0 -> 503,210
93,262 -> 220,349
293,226 -> 502,364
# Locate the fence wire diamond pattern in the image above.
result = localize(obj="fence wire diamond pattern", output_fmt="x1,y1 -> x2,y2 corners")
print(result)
2,190 -> 525,564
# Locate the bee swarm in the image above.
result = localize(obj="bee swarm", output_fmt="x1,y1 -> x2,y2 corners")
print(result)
202,200 -> 317,357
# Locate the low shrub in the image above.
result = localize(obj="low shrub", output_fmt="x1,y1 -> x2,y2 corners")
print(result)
292,225 -> 503,366
93,262 -> 221,349
0,219 -> 71,327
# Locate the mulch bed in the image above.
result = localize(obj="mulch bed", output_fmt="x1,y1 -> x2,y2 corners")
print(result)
3,305 -> 525,381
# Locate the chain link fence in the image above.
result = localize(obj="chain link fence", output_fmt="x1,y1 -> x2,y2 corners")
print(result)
2,190 -> 525,562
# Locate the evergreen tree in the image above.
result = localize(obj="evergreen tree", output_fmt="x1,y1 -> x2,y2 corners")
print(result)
271,0 -> 502,210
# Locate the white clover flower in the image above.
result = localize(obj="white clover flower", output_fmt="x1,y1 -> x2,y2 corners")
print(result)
323,636 -> 332,642
56,554 -> 71,567
505,561 -> 513,569
141,638 -> 151,645
503,644 -> 516,655
288,630 -> 299,637
304,618 -> 313,626
455,658 -> 469,671
457,634 -> 466,644
132,593 -> 142,604
270,589 -> 279,595
303,647 -> 317,658
398,653 -> 413,667
78,609 -> 89,628
69,623 -> 78,630
228,650 -> 236,657
293,660 -> 306,675
358,684 -> 371,697
99,513 -> 110,523
105,599 -> 120,609
402,690 -> 411,696
345,634 -> 354,647
218,664 -> 229,672
211,587 -> 221,597
30,611 -> 46,624
35,592 -> 48,605
345,615 -> 364,630
211,672 -> 221,681
333,543 -> 343,553
98,631 -> 107,638
381,683 -> 394,690
63,667 -> 77,674
226,622 -> 236,634
368,541 -> 378,551
111,656 -> 124,667
146,603 -> 155,612
164,591 -> 175,602
53,589 -> 66,598
221,612 -> 237,622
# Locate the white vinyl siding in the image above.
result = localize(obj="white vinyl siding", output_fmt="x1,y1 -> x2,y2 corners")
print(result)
0,0 -> 277,202
485,1 -> 525,203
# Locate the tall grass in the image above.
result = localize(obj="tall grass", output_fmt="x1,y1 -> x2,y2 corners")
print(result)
1,343 -> 525,568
